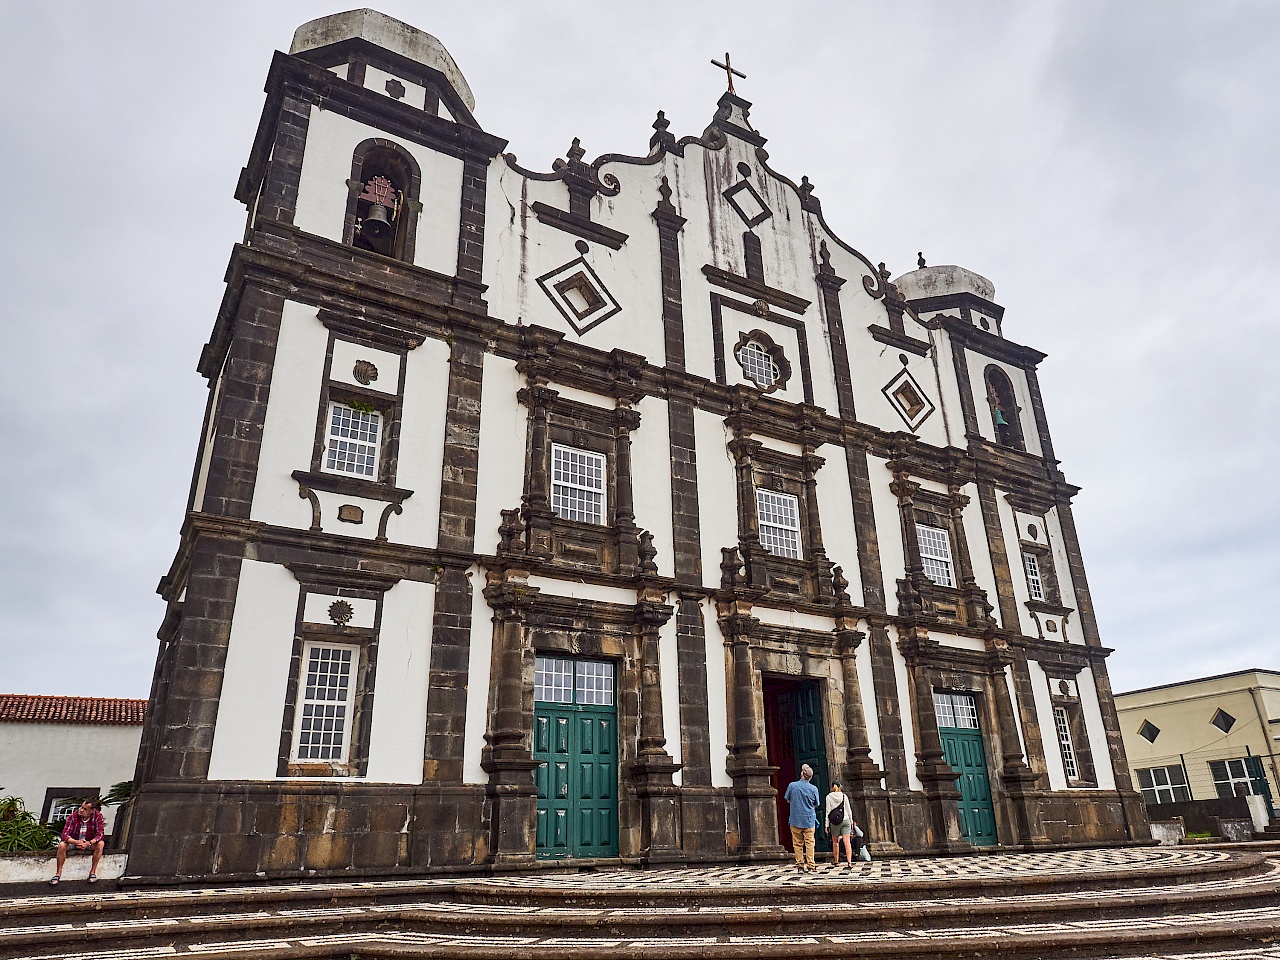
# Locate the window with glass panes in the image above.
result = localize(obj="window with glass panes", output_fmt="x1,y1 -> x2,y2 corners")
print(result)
1023,552 -> 1045,601
756,488 -> 801,559
534,656 -> 614,706
292,643 -> 358,762
1210,758 -> 1263,799
551,444 -> 606,525
916,524 -> 955,587
933,691 -> 979,729
737,339 -> 779,388
1053,705 -> 1079,779
323,402 -> 381,478
1136,765 -> 1191,804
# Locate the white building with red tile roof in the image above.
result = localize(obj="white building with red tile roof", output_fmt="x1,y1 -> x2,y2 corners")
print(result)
0,694 -> 146,836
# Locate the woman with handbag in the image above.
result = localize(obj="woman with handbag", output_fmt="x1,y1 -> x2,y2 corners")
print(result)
823,781 -> 855,866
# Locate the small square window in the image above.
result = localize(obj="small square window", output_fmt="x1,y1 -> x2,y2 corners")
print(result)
1210,708 -> 1236,733
756,488 -> 801,560
916,524 -> 955,587
323,402 -> 382,479
551,444 -> 606,525
1138,720 -> 1160,743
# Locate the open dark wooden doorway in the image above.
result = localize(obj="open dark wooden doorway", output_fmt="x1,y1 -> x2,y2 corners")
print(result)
763,675 -> 830,851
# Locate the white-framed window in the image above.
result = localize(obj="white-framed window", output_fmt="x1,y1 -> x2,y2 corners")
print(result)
1137,765 -> 1191,804
534,656 -> 615,707
1023,552 -> 1045,601
756,488 -> 802,560
916,524 -> 955,587
292,642 -> 359,763
534,656 -> 574,703
323,401 -> 382,478
934,691 -> 979,730
1054,705 -> 1079,779
576,660 -> 615,706
1210,757 -> 1264,800
551,444 -> 606,525
737,339 -> 779,388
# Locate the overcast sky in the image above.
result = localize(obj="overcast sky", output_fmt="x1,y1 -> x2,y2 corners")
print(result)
1,1 -> 1276,699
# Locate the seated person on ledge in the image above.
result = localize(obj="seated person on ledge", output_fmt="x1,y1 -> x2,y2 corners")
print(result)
51,800 -> 106,885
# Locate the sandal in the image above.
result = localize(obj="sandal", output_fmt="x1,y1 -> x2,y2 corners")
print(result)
49,876 -> 60,885
87,874 -> 98,884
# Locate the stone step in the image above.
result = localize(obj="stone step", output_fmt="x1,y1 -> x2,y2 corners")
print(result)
4,850 -> 1277,960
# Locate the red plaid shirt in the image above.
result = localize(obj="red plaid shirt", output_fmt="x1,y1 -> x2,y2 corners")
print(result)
60,809 -> 105,844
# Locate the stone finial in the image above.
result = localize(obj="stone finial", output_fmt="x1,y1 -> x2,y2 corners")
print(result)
832,565 -> 851,604
918,252 -> 927,268
639,530 -> 659,575
566,137 -> 586,162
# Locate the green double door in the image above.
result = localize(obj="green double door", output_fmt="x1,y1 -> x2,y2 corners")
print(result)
935,691 -> 998,846
534,657 -> 618,859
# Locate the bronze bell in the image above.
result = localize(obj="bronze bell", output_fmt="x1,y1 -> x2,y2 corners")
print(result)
360,202 -> 393,242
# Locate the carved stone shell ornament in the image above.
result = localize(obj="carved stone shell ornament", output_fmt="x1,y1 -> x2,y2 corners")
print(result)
353,360 -> 379,385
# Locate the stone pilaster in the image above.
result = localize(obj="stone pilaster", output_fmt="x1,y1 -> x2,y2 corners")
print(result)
629,591 -> 686,864
480,571 -> 541,868
987,645 -> 1050,846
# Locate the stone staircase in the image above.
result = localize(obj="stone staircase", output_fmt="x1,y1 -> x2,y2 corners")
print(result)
2,848 -> 1279,960
1257,816 -> 1280,840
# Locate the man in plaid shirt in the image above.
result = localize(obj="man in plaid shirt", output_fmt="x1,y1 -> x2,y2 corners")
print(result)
51,799 -> 106,884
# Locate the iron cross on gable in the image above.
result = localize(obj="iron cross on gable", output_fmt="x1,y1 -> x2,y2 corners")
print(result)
711,52 -> 745,95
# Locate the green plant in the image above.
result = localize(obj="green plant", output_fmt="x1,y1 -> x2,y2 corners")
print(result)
1186,830 -> 1212,839
346,399 -> 378,415
101,781 -> 133,808
0,794 -> 58,853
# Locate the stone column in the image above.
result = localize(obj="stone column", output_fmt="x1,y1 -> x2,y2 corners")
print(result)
480,572 -> 541,868
613,406 -> 642,571
947,480 -> 994,626
629,592 -> 686,864
801,446 -> 834,598
889,463 -> 934,619
727,435 -> 768,590
720,604 -> 784,859
517,385 -> 557,558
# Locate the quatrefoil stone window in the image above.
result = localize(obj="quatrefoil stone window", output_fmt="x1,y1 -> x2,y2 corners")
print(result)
733,330 -> 791,393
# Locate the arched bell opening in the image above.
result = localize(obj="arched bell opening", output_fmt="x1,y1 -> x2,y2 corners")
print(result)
343,139 -> 422,263
984,365 -> 1024,451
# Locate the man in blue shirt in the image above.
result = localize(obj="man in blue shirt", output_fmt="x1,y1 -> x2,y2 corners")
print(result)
783,763 -> 821,871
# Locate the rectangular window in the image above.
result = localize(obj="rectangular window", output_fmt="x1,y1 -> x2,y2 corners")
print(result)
1210,758 -> 1262,799
1054,705 -> 1079,779
1023,552 -> 1045,601
323,402 -> 382,478
292,643 -> 358,762
534,656 -> 614,706
934,691 -> 979,730
756,489 -> 802,559
551,444 -> 606,525
916,524 -> 955,587
1136,765 -> 1191,804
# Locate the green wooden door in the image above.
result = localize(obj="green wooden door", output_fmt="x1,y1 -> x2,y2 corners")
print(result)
792,681 -> 830,842
935,691 -> 998,847
534,657 -> 617,859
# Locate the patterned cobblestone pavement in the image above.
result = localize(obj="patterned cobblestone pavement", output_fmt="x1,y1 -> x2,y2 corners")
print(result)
4,849 -> 1279,960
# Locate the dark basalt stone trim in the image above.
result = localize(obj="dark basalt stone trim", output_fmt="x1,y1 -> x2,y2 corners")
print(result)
236,53 -> 506,209
949,334 -> 982,441
702,265 -> 811,314
712,295 -> 815,405
1023,366 -> 1059,463
907,291 -> 1006,322
816,264 -> 856,422
530,201 -> 629,250
869,324 -> 930,357
456,157 -> 489,294
294,36 -> 479,127
317,308 -> 427,352
935,314 -> 1047,367
1053,500 -> 1102,648
976,481 -> 1020,631
674,596 -> 712,786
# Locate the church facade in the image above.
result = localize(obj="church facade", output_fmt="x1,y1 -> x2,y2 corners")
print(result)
126,10 -> 1149,880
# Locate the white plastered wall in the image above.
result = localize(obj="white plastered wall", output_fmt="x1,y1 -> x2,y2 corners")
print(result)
392,336 -> 451,547
892,637 -> 923,791
1028,659 -> 1067,791
866,454 -> 905,608
250,301 -> 328,530
1077,665 -> 1116,789
630,394 -> 675,578
208,560 -> 299,780
292,107 -> 463,276
704,598 -> 732,788
0,724 -> 142,834
693,409 -> 739,591
365,578 -> 435,783
994,490 -> 1036,637
473,354 -> 527,555
965,352 -> 1043,458
462,565 -> 494,785
658,607 -> 683,782
854,623 -> 883,770
1044,506 -> 1084,644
